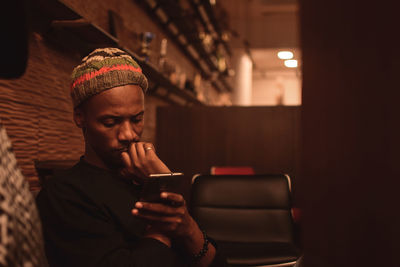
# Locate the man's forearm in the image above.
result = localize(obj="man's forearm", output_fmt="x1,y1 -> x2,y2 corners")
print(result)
178,219 -> 217,267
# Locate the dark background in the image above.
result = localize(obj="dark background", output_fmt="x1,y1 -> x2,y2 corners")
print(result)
299,0 -> 400,266
156,106 -> 301,199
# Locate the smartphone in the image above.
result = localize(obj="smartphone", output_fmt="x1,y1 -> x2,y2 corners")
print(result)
140,173 -> 184,203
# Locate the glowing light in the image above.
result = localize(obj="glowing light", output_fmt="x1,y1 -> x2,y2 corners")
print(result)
284,59 -> 298,68
277,51 -> 294,60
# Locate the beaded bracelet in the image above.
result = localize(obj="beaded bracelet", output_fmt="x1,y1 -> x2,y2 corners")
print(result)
192,229 -> 209,262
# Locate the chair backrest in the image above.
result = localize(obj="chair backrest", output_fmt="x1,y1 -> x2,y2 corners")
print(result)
190,174 -> 300,266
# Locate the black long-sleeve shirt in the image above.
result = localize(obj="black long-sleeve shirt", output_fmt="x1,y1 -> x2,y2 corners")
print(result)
36,158 -> 226,267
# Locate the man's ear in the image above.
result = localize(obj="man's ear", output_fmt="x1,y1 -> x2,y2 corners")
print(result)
73,108 -> 85,128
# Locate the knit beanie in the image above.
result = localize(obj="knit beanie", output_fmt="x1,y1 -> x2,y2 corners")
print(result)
70,47 -> 148,108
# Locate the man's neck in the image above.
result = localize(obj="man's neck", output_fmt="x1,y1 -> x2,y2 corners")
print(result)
84,143 -> 110,170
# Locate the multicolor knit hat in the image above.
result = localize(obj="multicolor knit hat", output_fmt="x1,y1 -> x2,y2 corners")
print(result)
70,47 -> 148,108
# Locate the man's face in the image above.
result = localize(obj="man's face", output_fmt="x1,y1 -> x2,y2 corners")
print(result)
75,84 -> 145,169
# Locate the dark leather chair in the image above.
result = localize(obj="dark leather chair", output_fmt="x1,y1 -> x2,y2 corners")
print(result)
190,174 -> 300,266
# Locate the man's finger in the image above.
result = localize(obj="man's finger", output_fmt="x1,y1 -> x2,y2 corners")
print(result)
121,151 -> 132,169
129,142 -> 139,165
143,142 -> 156,153
160,192 -> 185,206
136,142 -> 146,159
132,209 -> 182,224
134,201 -> 185,216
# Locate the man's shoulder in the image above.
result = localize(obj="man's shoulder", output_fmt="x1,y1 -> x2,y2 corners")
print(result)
49,159 -> 109,181
47,161 -> 85,183
36,161 -> 105,205
41,160 -> 122,197
40,160 -> 99,194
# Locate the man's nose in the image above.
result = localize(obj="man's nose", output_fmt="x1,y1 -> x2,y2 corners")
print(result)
118,121 -> 138,142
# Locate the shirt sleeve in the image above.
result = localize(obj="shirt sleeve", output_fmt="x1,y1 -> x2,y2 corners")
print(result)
36,179 -> 182,267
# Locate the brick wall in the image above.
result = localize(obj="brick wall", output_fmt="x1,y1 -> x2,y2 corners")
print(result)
0,0 -> 225,190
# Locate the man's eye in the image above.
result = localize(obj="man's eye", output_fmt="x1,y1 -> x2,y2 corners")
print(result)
102,119 -> 116,127
132,116 -> 143,123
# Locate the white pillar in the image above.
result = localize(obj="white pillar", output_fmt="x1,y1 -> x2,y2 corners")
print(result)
232,52 -> 253,105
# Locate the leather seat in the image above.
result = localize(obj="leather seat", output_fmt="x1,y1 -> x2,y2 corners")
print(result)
190,174 -> 300,266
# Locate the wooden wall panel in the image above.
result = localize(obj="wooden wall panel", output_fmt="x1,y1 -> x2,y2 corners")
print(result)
299,0 -> 400,266
156,106 -> 301,198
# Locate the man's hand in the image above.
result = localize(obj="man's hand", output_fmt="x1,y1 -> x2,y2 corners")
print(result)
143,225 -> 172,248
120,142 -> 171,180
132,192 -> 217,266
132,192 -> 197,238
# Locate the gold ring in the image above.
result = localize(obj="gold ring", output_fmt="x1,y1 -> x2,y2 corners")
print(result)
144,146 -> 153,151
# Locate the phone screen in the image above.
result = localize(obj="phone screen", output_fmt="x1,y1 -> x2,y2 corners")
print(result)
140,173 -> 184,203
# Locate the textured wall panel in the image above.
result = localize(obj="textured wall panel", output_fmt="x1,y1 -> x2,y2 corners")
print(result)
0,35 -> 83,190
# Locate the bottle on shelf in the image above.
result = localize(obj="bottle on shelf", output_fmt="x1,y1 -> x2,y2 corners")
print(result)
140,32 -> 155,62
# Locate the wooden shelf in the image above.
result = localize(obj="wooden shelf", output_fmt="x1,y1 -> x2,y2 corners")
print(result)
33,0 -> 203,106
137,0 -> 233,93
137,1 -> 211,78
189,0 -> 232,57
123,48 -> 204,105
35,0 -> 81,21
50,18 -> 119,48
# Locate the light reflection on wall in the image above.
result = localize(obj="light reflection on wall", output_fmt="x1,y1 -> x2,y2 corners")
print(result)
250,48 -> 302,106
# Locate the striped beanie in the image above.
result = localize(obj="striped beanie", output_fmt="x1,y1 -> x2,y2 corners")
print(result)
70,47 -> 148,108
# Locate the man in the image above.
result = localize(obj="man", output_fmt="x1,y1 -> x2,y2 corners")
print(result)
36,48 -> 226,266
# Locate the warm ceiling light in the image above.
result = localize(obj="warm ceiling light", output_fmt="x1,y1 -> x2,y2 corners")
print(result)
284,59 -> 298,68
277,51 -> 294,60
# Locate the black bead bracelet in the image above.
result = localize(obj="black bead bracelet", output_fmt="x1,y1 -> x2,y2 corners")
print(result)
192,229 -> 209,262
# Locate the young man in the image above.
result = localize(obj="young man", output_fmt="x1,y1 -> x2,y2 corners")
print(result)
36,48 -> 226,267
